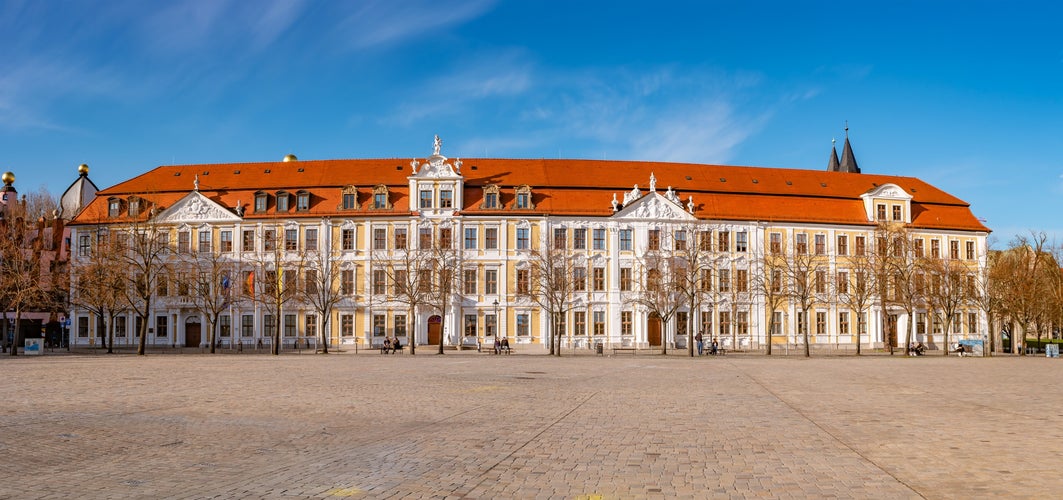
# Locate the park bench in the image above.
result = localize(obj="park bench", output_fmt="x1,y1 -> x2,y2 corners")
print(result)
612,347 -> 638,355
379,345 -> 405,354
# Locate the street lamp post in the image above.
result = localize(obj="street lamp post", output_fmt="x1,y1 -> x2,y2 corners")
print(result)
493,299 -> 501,342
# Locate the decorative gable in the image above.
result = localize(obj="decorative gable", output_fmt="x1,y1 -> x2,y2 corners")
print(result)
613,192 -> 696,221
153,191 -> 241,224
860,183 -> 912,223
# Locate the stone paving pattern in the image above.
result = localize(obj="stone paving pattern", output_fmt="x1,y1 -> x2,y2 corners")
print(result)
2,349 -> 1060,499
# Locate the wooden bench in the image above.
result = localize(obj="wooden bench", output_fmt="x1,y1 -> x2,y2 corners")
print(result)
612,347 -> 638,355
379,345 -> 405,354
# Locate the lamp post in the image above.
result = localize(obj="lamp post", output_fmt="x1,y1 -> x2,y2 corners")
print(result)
493,299 -> 501,342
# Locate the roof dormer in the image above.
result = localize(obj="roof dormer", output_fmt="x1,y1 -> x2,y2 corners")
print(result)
860,183 -> 912,224
408,134 -> 464,216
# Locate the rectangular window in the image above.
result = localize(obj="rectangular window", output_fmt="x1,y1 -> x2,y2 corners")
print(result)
769,232 -> 782,254
573,228 -> 587,250
341,314 -> 354,337
701,311 -> 712,337
619,229 -> 632,251
573,311 -> 586,336
156,316 -> 168,338
620,267 -> 632,291
816,312 -> 827,335
217,230 -> 232,253
516,228 -> 529,249
285,229 -> 298,251
593,228 -> 606,250
621,311 -> 632,335
276,194 -> 289,212
677,311 -> 688,337
718,269 -> 731,292
374,192 -> 387,209
516,192 -> 530,209
593,267 -> 605,291
837,235 -> 848,256
341,269 -> 355,295
795,312 -> 806,336
464,314 -> 477,337
516,269 -> 530,294
814,234 -> 826,255
931,239 -> 940,258
593,311 -> 605,335
735,231 -> 747,252
419,228 -> 433,248
485,269 -> 498,295
554,228 -> 567,249
108,199 -> 120,218
573,267 -> 587,292
78,234 -> 92,256
395,315 -> 407,337
284,314 -> 296,337
305,314 -> 316,338
342,229 -> 355,251
77,316 -> 90,338
255,195 -> 267,213
242,230 -> 254,253
342,192 -> 357,210
837,271 -> 849,294
483,192 -> 498,209
305,228 -> 317,251
966,241 -> 975,260
917,313 -> 926,335
950,240 -> 960,259
517,314 -> 529,336
420,190 -> 432,209
373,315 -> 386,337
795,233 -> 808,254
439,189 -> 453,208
394,228 -> 407,250
242,315 -> 254,337
196,231 -> 211,253
464,227 -> 477,249
464,269 -> 477,295
439,227 -> 452,248
178,231 -> 190,253
647,229 -> 660,251
673,230 -> 687,251
914,238 -> 924,258
877,204 -> 886,220
717,231 -> 730,252
855,236 -> 866,256
699,231 -> 712,251
700,269 -> 712,292
736,311 -> 748,335
839,312 -> 850,335
815,269 -> 827,294
968,312 -> 978,334
373,228 -> 387,250
718,311 -> 730,336
485,314 -> 496,337
263,230 -> 276,251
485,228 -> 498,249
372,269 -> 386,295
735,269 -> 748,292
892,205 -> 902,221
112,316 -> 126,337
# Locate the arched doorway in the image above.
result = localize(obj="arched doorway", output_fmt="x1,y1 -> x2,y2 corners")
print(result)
185,316 -> 202,348
647,313 -> 662,347
427,315 -> 442,346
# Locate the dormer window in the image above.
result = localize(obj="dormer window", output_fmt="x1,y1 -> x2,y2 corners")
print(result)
439,189 -> 453,208
514,185 -> 535,210
371,184 -> 391,210
108,197 -> 121,218
254,191 -> 268,213
876,204 -> 886,221
892,205 -> 902,221
419,189 -> 433,209
296,190 -> 310,212
276,191 -> 290,212
341,185 -> 358,210
481,185 -> 500,209
128,197 -> 140,217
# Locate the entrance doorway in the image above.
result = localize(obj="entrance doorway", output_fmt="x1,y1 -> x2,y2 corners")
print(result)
185,317 -> 202,348
647,313 -> 662,347
427,315 -> 442,346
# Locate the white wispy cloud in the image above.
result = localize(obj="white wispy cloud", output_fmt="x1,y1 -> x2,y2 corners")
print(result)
335,0 -> 496,50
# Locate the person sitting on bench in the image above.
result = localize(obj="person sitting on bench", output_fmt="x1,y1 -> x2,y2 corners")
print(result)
391,337 -> 402,354
500,336 -> 510,354
382,337 -> 392,354
710,339 -> 719,355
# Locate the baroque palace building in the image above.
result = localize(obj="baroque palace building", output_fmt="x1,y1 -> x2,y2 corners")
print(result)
67,135 -> 989,351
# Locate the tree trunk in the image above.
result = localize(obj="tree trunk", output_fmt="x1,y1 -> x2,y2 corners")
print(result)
106,314 -> 114,354
9,308 -> 21,356
137,312 -> 148,355
209,316 -> 217,354
802,309 -> 810,357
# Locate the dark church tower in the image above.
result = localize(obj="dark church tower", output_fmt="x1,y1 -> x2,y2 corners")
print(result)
827,125 -> 861,173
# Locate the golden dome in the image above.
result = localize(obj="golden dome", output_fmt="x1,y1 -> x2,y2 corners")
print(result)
78,163 -> 89,175
1,172 -> 14,185
283,154 -> 298,162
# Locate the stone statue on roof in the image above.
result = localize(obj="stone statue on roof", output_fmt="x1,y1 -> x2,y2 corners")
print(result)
649,172 -> 657,192
410,158 -> 420,174
194,174 -> 199,191
433,135 -> 442,156
665,186 -> 680,204
687,196 -> 695,214
623,184 -> 641,206
611,193 -> 618,212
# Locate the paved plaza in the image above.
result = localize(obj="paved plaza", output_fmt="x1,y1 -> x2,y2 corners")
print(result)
2,350 -> 1060,499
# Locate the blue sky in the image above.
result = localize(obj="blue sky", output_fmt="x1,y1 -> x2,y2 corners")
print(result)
2,0 -> 1061,244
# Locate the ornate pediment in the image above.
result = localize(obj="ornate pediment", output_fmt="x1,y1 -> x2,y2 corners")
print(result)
154,192 -> 240,224
613,192 -> 696,221
409,135 -> 462,180
863,183 -> 911,200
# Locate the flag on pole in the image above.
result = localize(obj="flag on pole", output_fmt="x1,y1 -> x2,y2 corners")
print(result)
246,271 -> 255,298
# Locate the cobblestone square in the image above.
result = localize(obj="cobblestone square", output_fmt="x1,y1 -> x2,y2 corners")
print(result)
2,351 -> 1059,499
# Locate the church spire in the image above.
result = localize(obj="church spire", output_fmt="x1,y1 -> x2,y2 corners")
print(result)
837,123 -> 861,173
827,138 -> 840,171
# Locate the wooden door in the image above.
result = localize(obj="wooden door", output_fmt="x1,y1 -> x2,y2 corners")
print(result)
647,313 -> 662,346
427,315 -> 442,346
185,322 -> 202,348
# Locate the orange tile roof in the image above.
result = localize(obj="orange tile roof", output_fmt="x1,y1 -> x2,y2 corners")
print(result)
72,158 -> 989,233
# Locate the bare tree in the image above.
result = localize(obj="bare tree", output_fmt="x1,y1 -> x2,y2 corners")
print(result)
673,224 -> 716,357
781,234 -> 820,357
376,236 -> 434,356
835,251 -> 878,355
519,228 -> 577,356
421,225 -> 462,354
752,248 -> 788,356
246,223 -> 305,355
175,240 -> 236,354
69,225 -> 128,353
920,253 -> 971,355
625,228 -> 684,354
997,232 -> 1053,355
974,240 -> 1004,354
301,240 -> 344,354
0,210 -> 43,355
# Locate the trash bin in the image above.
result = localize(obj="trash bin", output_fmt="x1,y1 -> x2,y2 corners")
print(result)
595,343 -> 603,356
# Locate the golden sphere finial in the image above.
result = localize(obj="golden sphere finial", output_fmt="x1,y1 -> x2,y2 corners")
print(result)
1,172 -> 14,185
283,154 -> 298,162
78,163 -> 89,175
